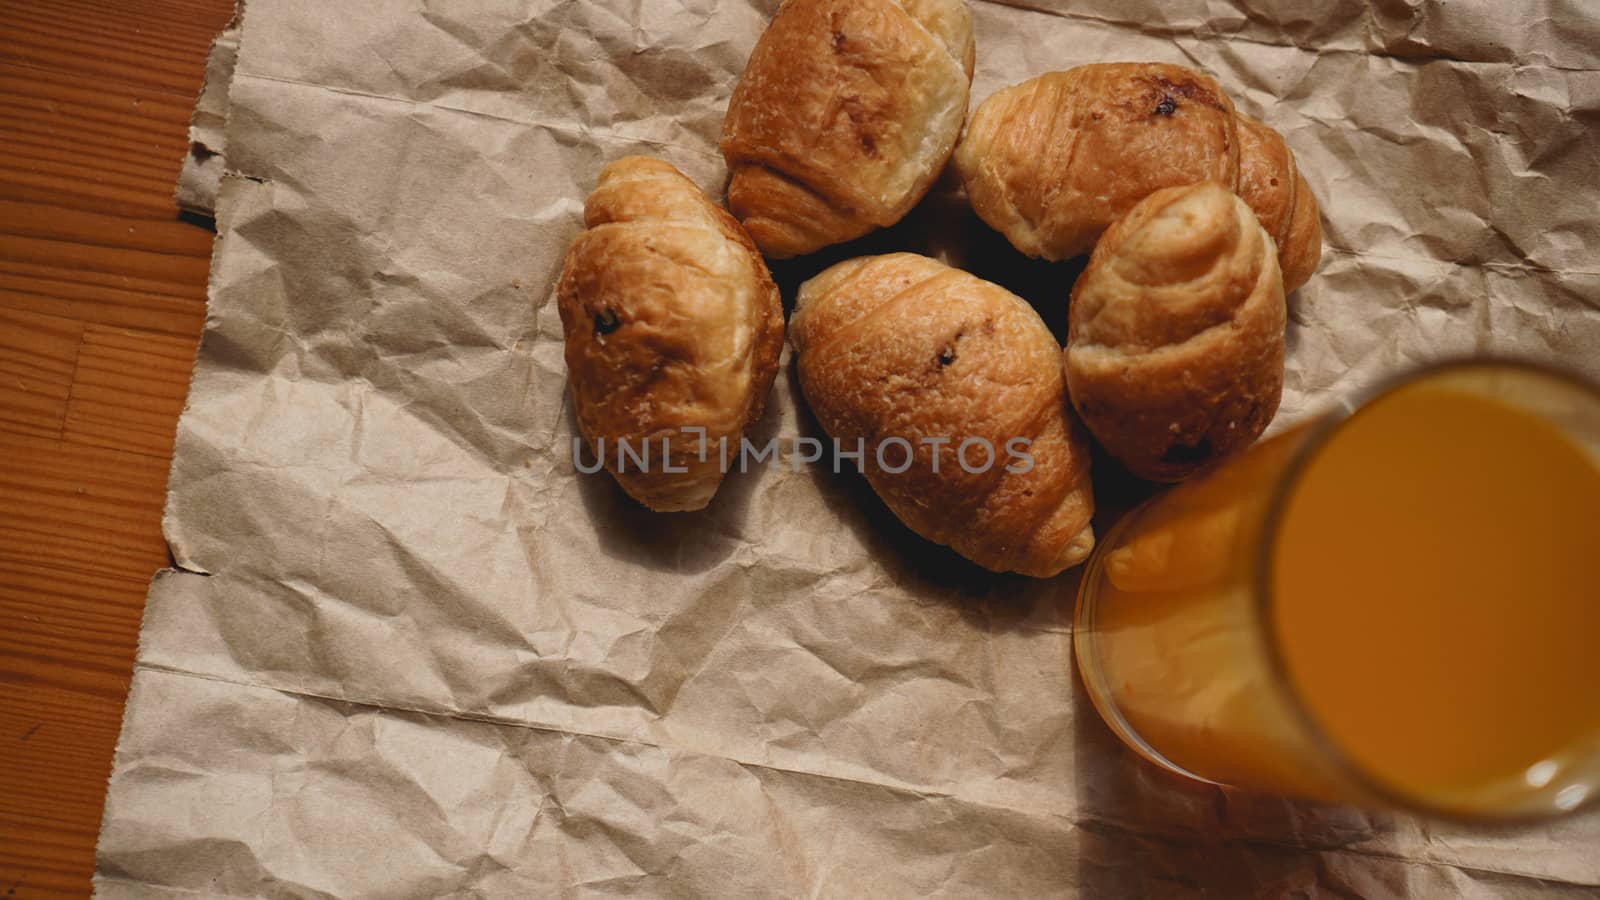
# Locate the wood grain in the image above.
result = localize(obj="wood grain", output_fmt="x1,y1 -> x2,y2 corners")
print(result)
0,683 -> 129,899
0,61 -> 198,218
0,0 -> 234,97
0,227 -> 210,337
64,325 -> 195,457
0,0 -> 236,896
0,307 -> 82,438
0,559 -> 146,700
0,434 -> 171,584
0,63 -> 214,336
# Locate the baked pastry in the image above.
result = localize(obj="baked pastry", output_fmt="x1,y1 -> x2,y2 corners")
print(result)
956,63 -> 1239,262
721,0 -> 975,259
1236,114 -> 1322,293
955,62 -> 1321,291
1065,182 -> 1285,482
556,157 -> 784,511
791,253 -> 1096,577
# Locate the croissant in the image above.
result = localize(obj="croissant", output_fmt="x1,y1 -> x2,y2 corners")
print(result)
1065,182 -> 1286,482
1235,114 -> 1323,294
791,253 -> 1096,577
954,62 -> 1322,292
721,0 -> 975,259
556,157 -> 784,511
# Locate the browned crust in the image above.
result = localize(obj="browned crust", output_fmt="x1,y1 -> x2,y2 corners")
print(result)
726,163 -> 875,261
792,253 -> 1096,576
1065,183 -> 1286,482
721,0 -> 974,258
956,62 -> 1241,261
556,157 -> 784,511
955,62 -> 1323,290
1236,114 -> 1323,293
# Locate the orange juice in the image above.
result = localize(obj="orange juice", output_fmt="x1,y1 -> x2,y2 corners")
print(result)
1271,385 -> 1600,809
1077,427 -> 1346,800
1075,368 -> 1600,816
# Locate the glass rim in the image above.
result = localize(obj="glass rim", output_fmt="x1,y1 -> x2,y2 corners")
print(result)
1249,356 -> 1600,824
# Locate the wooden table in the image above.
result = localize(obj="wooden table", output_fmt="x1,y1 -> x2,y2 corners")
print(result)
0,1 -> 236,895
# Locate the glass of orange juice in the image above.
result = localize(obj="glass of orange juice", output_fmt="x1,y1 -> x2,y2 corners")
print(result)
1073,360 -> 1600,820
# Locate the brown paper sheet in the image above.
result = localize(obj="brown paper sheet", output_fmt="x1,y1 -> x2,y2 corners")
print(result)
97,1 -> 1600,896
173,5 -> 242,217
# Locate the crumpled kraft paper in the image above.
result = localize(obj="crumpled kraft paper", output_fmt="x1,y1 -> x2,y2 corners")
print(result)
96,0 -> 1600,897
173,4 -> 242,217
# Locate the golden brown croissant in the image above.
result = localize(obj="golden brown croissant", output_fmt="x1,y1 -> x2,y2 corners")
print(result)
721,0 -> 975,259
955,63 -> 1322,292
556,157 -> 784,511
1065,182 -> 1286,482
955,63 -> 1239,262
791,253 -> 1096,577
1235,114 -> 1322,293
